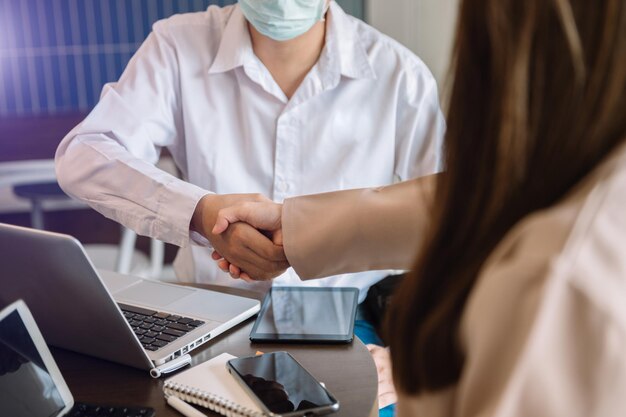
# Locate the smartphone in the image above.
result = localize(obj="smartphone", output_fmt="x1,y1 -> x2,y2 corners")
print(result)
226,352 -> 340,416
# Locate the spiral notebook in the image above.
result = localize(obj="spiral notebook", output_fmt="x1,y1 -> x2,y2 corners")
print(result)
163,353 -> 267,417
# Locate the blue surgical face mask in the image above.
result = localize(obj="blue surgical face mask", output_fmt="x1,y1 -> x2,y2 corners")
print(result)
239,0 -> 327,41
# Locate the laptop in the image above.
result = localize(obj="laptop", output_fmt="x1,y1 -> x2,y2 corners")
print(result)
0,299 -> 155,417
0,223 -> 260,377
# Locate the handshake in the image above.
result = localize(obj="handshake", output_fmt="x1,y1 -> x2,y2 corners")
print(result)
192,193 -> 287,282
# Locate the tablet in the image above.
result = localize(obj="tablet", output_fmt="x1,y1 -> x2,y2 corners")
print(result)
249,287 -> 359,343
0,300 -> 74,417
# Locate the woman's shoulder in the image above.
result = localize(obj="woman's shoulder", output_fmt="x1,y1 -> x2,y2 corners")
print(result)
462,140 -> 626,354
446,142 -> 626,417
548,141 -> 626,320
483,140 -> 626,301
482,141 -> 626,294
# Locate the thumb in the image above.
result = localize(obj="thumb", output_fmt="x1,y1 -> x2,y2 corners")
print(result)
212,202 -> 282,235
212,206 -> 248,234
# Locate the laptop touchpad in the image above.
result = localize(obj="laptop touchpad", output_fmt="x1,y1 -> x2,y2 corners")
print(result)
114,281 -> 194,307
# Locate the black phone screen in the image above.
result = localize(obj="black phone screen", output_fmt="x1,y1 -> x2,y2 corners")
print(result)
228,352 -> 338,415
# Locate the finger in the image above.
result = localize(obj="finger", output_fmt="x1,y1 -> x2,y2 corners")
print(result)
229,264 -> 241,278
212,213 -> 234,235
246,242 -> 287,264
226,250 -> 288,281
238,269 -> 282,283
378,386 -> 397,396
378,370 -> 393,382
211,250 -> 223,260
217,259 -> 230,272
241,228 -> 287,263
213,202 -> 282,234
239,272 -> 255,283
221,246 -> 282,280
379,392 -> 398,408
216,223 -> 288,279
230,223 -> 287,263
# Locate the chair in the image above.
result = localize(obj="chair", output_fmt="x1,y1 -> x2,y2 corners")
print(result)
2,159 -> 165,279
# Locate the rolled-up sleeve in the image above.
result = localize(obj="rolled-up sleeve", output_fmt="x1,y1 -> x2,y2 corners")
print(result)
394,62 -> 446,180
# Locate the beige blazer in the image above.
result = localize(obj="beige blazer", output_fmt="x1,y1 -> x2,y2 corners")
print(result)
283,178 -> 432,278
282,142 -> 626,417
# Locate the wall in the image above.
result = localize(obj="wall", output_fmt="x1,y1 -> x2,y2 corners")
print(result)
0,0 -> 460,116
0,0 -> 365,214
367,0 -> 459,94
0,0 -> 365,117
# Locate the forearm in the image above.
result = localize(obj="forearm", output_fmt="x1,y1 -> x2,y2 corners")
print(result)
55,133 -> 208,247
282,176 -> 435,279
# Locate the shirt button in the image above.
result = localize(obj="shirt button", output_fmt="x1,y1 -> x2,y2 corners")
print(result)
277,182 -> 289,192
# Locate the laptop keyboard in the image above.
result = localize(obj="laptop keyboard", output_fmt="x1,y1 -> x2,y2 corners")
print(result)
118,303 -> 205,352
68,403 -> 155,417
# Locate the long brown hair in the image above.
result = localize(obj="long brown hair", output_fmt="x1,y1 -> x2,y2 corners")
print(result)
388,0 -> 626,394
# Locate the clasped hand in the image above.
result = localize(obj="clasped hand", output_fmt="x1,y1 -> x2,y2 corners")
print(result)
193,194 -> 284,281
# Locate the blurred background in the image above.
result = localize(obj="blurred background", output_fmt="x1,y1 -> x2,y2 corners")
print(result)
0,0 -> 457,277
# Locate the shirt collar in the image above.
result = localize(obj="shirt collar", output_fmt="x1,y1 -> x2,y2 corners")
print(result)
207,6 -> 255,74
324,2 -> 376,80
208,3 -> 376,80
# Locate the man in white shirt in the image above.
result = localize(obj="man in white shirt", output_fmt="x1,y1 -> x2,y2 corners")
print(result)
55,1 -> 444,345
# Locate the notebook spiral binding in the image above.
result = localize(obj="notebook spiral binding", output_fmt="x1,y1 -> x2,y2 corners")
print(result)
164,380 -> 267,417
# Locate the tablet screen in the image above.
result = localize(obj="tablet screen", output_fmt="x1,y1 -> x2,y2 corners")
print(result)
0,310 -> 66,417
250,287 -> 359,343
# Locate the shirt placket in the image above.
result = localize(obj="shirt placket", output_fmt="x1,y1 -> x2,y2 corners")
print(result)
273,111 -> 301,201
270,48 -> 339,202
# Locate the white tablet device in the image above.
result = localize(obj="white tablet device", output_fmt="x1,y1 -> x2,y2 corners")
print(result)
0,300 -> 74,417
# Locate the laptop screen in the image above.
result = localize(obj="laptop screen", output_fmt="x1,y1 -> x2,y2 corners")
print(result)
0,309 -> 66,417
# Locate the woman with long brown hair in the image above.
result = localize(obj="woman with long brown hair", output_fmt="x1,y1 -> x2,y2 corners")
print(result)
387,0 -> 626,411
212,0 -> 626,414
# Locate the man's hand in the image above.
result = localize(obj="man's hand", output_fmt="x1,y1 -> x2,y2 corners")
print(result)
192,194 -> 288,281
210,201 -> 284,281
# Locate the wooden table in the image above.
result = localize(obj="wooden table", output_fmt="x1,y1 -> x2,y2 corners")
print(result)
53,285 -> 379,417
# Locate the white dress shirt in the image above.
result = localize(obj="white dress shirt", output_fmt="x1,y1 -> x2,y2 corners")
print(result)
55,3 -> 445,300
